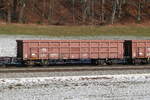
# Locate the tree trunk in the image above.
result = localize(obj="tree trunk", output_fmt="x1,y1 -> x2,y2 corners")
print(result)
118,0 -> 122,18
101,0 -> 105,23
82,0 -> 87,23
19,4 -> 25,23
137,0 -> 142,22
111,0 -> 117,24
91,0 -> 94,25
42,0 -> 46,23
7,7 -> 11,23
72,0 -> 75,24
12,0 -> 18,21
48,0 -> 54,24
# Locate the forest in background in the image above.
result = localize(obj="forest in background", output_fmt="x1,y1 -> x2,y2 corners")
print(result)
0,0 -> 150,25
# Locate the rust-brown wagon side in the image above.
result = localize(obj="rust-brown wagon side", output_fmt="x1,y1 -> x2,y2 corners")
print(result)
131,40 -> 150,64
17,40 -> 124,65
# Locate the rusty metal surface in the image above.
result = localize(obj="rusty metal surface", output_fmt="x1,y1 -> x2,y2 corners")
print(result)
17,40 -> 124,60
132,40 -> 150,58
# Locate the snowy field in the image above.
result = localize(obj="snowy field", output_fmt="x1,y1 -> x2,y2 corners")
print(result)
1,74 -> 150,100
0,35 -> 150,57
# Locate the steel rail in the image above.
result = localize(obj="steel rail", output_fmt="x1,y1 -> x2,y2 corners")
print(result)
0,65 -> 150,73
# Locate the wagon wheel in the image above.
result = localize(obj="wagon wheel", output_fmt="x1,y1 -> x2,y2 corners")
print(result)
93,60 -> 98,65
141,59 -> 149,64
101,61 -> 107,66
26,61 -> 35,66
42,60 -> 49,66
91,60 -> 98,65
98,60 -> 107,66
132,59 -> 141,65
106,60 -> 113,65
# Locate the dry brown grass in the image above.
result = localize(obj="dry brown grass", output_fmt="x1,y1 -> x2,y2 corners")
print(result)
0,24 -> 150,37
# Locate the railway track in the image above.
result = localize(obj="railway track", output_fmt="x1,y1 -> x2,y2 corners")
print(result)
0,65 -> 150,73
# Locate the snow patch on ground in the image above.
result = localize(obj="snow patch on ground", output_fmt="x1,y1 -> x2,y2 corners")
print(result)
0,74 -> 150,89
1,74 -> 150,100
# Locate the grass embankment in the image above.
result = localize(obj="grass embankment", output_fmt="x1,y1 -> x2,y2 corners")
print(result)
0,24 -> 150,37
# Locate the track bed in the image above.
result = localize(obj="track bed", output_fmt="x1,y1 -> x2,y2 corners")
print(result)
1,65 -> 150,73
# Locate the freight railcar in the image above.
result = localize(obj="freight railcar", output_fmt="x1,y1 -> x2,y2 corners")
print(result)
16,40 -> 125,65
130,40 -> 150,64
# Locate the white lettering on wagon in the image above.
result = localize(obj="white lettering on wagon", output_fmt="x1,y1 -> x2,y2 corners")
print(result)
41,48 -> 47,52
32,53 -> 36,56
50,54 -> 59,57
147,53 -> 150,56
139,52 -> 143,56
82,54 -> 88,57
40,54 -> 47,57
148,48 -> 150,51
31,53 -> 37,58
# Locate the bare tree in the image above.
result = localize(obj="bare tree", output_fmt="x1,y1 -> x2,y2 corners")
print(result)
0,0 -> 150,25
3,0 -> 14,23
101,0 -> 105,23
48,0 -> 54,24
137,0 -> 142,22
111,0 -> 117,24
18,0 -> 27,23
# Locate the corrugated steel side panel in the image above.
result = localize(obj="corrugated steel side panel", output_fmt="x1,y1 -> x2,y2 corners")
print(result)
132,40 -> 150,58
19,40 -> 124,60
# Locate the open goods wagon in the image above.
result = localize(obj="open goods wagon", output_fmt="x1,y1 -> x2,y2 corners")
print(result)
130,40 -> 150,64
17,40 -> 124,65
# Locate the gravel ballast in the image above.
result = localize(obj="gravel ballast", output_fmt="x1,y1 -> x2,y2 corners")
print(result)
1,74 -> 150,100
1,68 -> 150,78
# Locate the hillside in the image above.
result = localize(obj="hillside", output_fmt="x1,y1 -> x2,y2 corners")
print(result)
0,0 -> 150,25
0,24 -> 150,37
